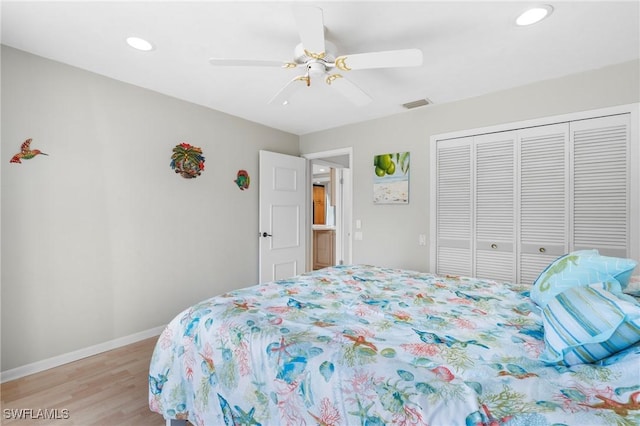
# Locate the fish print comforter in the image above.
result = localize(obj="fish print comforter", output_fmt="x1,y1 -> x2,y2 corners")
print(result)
149,265 -> 640,425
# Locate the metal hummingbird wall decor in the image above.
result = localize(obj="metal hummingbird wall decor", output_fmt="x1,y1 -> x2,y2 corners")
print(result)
10,138 -> 48,163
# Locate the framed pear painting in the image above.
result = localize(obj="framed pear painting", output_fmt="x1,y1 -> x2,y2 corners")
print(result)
373,152 -> 410,204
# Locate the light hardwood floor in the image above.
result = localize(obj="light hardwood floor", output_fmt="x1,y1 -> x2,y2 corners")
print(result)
1,337 -> 167,425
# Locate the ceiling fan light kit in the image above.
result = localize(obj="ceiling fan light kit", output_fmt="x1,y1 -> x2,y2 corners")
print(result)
209,6 -> 423,107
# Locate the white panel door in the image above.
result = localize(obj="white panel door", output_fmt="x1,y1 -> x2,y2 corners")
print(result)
570,114 -> 630,257
435,137 -> 473,277
474,131 -> 516,282
518,123 -> 569,285
259,150 -> 307,283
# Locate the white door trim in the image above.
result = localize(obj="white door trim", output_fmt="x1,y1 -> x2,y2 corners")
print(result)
303,147 -> 353,270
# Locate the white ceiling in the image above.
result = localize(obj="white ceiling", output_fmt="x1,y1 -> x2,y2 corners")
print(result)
2,1 -> 639,135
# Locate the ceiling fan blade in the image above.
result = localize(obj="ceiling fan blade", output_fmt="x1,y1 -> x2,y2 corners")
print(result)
334,48 -> 423,71
268,75 -> 309,105
325,74 -> 372,106
293,6 -> 326,59
209,58 -> 297,68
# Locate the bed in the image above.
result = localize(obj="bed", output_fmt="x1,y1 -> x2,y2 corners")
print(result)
149,262 -> 640,425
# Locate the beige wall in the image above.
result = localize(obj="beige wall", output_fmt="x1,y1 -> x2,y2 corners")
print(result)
1,46 -> 299,371
299,59 -> 640,272
2,45 -> 638,373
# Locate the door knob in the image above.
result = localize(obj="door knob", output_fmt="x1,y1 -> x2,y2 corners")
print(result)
261,232 -> 272,238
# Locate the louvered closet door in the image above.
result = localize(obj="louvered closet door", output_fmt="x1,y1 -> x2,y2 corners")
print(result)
435,137 -> 472,276
518,124 -> 569,285
571,114 -> 630,257
474,132 -> 516,282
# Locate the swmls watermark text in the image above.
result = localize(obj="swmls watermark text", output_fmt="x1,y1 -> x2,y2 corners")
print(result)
3,408 -> 70,420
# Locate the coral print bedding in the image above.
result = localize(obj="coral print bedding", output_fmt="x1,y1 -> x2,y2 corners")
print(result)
149,265 -> 640,425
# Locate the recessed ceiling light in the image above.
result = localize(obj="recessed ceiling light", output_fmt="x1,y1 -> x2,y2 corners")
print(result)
516,5 -> 553,26
126,36 -> 154,51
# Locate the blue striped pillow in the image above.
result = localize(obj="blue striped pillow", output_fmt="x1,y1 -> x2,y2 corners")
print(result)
539,281 -> 640,366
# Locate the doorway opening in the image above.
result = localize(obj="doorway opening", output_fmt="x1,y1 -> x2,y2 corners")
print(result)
304,148 -> 353,270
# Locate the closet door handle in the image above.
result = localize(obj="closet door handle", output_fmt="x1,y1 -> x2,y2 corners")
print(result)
490,243 -> 498,249
539,247 -> 546,253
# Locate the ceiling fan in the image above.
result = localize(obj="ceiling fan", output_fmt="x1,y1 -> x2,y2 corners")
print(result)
208,6 -> 423,106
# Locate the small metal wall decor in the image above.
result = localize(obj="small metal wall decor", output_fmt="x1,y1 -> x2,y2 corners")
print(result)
10,138 -> 48,163
234,170 -> 250,190
170,142 -> 205,179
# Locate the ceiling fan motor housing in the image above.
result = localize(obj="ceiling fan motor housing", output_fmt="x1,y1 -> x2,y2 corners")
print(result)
293,41 -> 337,67
306,61 -> 328,76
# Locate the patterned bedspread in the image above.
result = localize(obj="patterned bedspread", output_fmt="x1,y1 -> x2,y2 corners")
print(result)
149,265 -> 640,425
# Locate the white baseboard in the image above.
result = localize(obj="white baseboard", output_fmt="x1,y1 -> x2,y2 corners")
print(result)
0,325 -> 165,383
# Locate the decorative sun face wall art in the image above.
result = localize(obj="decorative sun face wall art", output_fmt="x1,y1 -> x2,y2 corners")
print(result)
373,152 -> 410,204
170,142 -> 205,179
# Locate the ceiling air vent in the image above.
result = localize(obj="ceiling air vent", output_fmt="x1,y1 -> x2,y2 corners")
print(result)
402,98 -> 431,109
